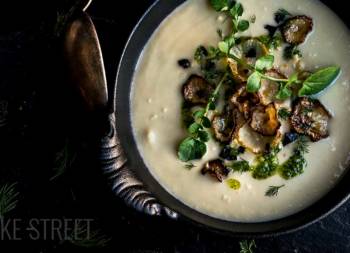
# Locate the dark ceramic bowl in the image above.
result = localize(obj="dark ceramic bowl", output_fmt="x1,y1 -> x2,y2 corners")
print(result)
114,0 -> 350,236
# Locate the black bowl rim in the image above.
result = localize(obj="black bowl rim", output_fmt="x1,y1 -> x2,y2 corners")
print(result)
114,0 -> 350,237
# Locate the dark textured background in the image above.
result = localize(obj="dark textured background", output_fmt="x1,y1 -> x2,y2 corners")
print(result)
0,0 -> 349,252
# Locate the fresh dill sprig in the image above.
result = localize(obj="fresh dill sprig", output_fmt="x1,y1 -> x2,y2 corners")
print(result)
184,163 -> 195,170
240,239 -> 257,253
67,221 -> 111,248
217,29 -> 224,39
0,183 -> 19,217
265,185 -> 285,197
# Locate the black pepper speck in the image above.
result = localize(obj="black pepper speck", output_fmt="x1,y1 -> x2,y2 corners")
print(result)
178,59 -> 191,69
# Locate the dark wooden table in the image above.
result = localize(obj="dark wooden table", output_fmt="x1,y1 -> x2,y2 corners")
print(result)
0,0 -> 349,252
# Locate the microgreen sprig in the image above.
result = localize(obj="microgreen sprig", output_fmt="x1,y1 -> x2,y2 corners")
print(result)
214,1 -> 250,56
205,72 -> 229,115
178,73 -> 229,162
246,55 -> 289,92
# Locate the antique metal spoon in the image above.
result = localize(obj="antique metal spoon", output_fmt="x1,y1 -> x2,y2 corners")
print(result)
63,10 -> 177,218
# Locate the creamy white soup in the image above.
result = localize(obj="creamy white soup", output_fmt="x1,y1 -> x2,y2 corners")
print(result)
131,0 -> 350,222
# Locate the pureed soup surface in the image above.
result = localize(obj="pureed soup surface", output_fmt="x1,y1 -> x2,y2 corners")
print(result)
131,0 -> 350,222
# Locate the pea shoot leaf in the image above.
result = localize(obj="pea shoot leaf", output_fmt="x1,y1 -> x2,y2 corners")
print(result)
255,55 -> 274,71
247,71 -> 261,92
178,137 -> 207,162
237,20 -> 250,32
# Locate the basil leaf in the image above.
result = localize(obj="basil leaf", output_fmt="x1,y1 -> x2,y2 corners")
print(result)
255,55 -> 274,71
178,137 -> 207,162
237,20 -> 250,32
298,66 -> 341,96
247,71 -> 262,92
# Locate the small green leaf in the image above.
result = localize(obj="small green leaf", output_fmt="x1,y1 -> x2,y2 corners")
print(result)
208,102 -> 216,110
224,36 -> 235,48
229,7 -> 236,17
218,41 -> 229,54
257,35 -> 271,46
178,137 -> 207,162
207,46 -> 221,59
276,85 -> 292,100
275,73 -> 298,100
288,72 -> 299,84
194,46 -> 208,63
201,117 -> 211,128
188,122 -> 202,134
275,8 -> 292,24
231,2 -> 243,17
298,66 -> 341,96
247,71 -> 261,92
193,109 -> 205,120
269,32 -> 283,49
284,45 -> 302,60
198,130 -> 210,142
255,55 -> 274,71
237,20 -> 250,32
210,0 -> 228,11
